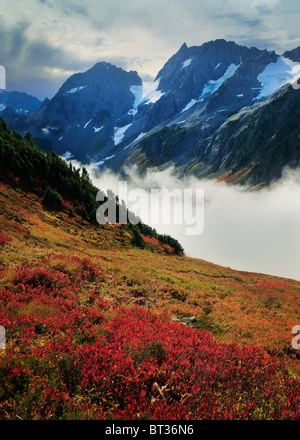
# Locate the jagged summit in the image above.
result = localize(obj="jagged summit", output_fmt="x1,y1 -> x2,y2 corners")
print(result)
283,46 -> 300,62
2,39 -> 300,185
0,90 -> 42,115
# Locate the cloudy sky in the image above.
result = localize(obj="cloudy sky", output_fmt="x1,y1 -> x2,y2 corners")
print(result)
1,0 -> 300,99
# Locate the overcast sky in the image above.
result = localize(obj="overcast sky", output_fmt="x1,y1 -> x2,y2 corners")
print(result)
1,0 -> 300,99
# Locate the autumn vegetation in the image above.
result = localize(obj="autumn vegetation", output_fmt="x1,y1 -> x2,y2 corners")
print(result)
0,119 -> 300,420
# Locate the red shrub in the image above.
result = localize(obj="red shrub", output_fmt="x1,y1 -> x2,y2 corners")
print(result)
1,256 -> 300,420
13,267 -> 71,291
142,235 -> 175,254
0,233 -> 12,248
48,254 -> 100,281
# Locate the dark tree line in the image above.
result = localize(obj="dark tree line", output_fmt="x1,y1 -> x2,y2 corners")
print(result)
0,117 -> 184,254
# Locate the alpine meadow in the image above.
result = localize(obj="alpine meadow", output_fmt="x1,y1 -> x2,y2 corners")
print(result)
0,0 -> 300,426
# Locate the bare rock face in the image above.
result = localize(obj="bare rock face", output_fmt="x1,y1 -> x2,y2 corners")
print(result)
3,39 -> 300,186
0,90 -> 42,115
10,62 -> 142,161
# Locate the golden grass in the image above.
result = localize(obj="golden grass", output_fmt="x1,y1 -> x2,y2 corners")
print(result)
1,180 -> 300,376
17,301 -> 58,318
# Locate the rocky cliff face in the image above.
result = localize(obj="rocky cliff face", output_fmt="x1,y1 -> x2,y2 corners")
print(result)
13,62 -> 142,161
4,39 -> 300,185
119,40 -> 300,185
201,83 -> 300,185
0,90 -> 41,115
35,62 -> 141,126
283,46 -> 300,62
126,40 -> 278,138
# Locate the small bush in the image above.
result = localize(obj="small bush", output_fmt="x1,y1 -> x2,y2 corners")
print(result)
0,233 -> 12,248
49,254 -> 99,282
13,267 -> 71,293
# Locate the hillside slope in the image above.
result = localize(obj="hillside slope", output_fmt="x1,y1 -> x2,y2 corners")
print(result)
0,178 -> 300,419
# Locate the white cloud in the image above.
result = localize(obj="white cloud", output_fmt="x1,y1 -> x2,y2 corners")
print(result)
63,157 -> 300,282
0,0 -> 299,98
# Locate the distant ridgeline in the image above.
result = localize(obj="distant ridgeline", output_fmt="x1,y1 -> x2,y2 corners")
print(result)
0,117 -> 184,255
4,39 -> 300,187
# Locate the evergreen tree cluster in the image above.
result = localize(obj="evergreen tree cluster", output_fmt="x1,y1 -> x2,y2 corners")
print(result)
0,118 -> 100,222
132,222 -> 184,255
0,117 -> 184,254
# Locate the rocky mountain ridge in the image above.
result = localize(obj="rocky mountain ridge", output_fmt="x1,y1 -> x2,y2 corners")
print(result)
3,39 -> 300,185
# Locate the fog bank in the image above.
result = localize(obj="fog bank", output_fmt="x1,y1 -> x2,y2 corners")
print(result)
68,159 -> 300,281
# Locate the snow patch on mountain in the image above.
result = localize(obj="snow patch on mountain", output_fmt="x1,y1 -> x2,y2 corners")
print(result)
16,109 -> 29,114
255,56 -> 300,99
113,124 -> 132,145
200,63 -> 241,100
67,86 -> 87,94
95,154 -> 116,166
180,63 -> 241,112
84,119 -> 92,129
130,85 -> 143,109
93,126 -> 104,133
181,99 -> 198,113
182,58 -> 193,68
128,108 -> 138,116
143,80 -> 165,104
130,79 -> 164,110
0,104 -> 6,112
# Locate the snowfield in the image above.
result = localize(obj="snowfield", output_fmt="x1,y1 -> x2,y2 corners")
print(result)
200,63 -> 241,100
84,119 -> 92,129
124,132 -> 147,150
93,126 -> 104,133
255,56 -> 300,99
182,58 -> 193,68
113,124 -> 132,145
67,86 -> 87,94
130,79 -> 165,111
181,63 -> 241,113
181,99 -> 198,113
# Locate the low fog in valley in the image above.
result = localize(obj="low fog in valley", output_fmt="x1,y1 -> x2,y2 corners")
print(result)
66,158 -> 300,281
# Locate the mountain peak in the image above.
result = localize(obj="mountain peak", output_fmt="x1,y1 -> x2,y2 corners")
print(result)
283,46 -> 300,62
205,38 -> 229,45
0,90 -> 42,116
179,42 -> 188,51
3,38 -> 300,185
89,61 -> 115,71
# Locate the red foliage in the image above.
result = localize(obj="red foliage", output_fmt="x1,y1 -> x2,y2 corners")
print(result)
62,199 -> 76,212
0,233 -> 12,248
0,254 -> 300,420
142,235 -> 175,254
48,254 -> 100,281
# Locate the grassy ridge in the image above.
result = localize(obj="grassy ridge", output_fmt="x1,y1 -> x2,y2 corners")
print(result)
0,117 -> 184,255
0,180 -> 300,419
